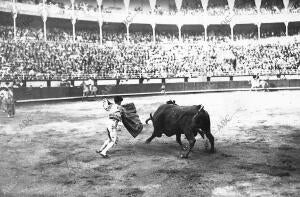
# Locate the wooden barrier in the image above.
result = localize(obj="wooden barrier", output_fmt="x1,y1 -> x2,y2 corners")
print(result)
5,78 -> 300,101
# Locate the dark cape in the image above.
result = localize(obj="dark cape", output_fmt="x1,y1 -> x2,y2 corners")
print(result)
121,103 -> 143,138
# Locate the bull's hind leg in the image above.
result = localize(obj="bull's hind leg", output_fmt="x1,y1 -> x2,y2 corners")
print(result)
145,129 -> 163,144
181,131 -> 196,158
145,134 -> 156,144
205,131 -> 215,153
7,106 -> 12,118
176,134 -> 186,150
12,103 -> 15,116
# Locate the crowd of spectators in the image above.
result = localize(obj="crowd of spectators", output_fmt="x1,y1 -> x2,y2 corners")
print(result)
129,32 -> 152,43
46,27 -> 72,42
182,32 -> 204,43
153,4 -> 177,16
234,32 -> 258,41
261,31 -> 286,38
5,23 -> 290,45
180,8 -> 204,16
74,2 -> 98,12
16,0 -> 41,5
234,7 -> 257,15
16,0 -> 99,13
180,0 -> 204,15
0,25 -> 14,40
289,0 -> 300,13
1,1 -> 300,80
6,0 -> 300,16
155,32 -> 179,43
207,5 -> 230,16
1,34 -> 299,80
260,7 -> 283,15
233,40 -> 300,75
0,25 -> 42,41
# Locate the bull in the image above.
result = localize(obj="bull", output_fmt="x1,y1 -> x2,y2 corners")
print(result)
145,101 -> 215,158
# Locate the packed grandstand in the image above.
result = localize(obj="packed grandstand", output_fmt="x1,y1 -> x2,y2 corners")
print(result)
0,0 -> 300,81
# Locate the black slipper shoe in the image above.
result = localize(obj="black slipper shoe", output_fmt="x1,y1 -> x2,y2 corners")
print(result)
99,153 -> 109,158
95,150 -> 102,154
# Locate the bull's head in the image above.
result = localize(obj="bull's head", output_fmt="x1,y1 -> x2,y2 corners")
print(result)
198,105 -> 204,112
191,105 -> 205,125
191,105 -> 208,139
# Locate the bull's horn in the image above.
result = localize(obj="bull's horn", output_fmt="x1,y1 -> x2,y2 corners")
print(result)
199,105 -> 204,112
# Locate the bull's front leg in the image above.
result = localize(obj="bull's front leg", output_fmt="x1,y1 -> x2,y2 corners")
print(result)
146,127 -> 162,144
205,131 -> 215,153
176,134 -> 187,150
180,131 -> 196,158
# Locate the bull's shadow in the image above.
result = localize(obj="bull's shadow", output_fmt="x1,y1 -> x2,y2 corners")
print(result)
120,136 -> 212,159
122,123 -> 300,161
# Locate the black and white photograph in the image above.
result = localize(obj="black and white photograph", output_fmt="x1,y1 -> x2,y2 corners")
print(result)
0,0 -> 300,196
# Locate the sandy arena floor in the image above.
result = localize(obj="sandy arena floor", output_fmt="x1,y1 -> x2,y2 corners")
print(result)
0,90 -> 299,197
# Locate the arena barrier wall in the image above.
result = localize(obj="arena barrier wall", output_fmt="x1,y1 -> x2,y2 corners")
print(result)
7,77 -> 300,102
289,79 -> 300,87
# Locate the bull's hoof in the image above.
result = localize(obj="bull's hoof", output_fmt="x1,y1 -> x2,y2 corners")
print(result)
210,148 -> 216,154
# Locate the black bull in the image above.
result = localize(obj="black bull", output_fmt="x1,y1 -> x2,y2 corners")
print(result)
145,104 -> 215,158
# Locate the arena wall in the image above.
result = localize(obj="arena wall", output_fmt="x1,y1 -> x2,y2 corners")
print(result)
289,79 -> 300,87
8,77 -> 300,102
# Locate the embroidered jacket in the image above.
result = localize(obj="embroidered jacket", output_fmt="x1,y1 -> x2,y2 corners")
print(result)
103,99 -> 124,121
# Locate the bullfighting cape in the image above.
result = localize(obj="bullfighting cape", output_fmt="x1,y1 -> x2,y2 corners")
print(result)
121,103 -> 143,138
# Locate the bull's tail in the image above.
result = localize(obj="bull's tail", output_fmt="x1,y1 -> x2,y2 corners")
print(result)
145,113 -> 153,124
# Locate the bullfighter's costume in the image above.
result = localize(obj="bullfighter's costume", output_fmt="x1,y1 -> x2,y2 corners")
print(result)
87,78 -> 93,91
97,96 -> 124,158
0,88 -> 15,117
97,96 -> 143,158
